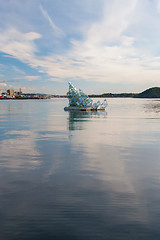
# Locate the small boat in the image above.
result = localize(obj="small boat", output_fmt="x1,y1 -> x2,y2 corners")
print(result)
64,82 -> 107,111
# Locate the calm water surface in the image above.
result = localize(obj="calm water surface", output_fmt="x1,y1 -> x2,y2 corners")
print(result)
0,98 -> 160,240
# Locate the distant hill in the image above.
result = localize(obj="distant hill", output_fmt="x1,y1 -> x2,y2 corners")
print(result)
89,87 -> 160,98
135,87 -> 160,98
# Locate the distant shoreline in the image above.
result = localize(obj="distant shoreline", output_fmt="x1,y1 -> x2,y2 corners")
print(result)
1,87 -> 160,99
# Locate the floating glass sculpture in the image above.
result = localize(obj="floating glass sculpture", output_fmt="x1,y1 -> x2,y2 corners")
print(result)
64,82 -> 107,111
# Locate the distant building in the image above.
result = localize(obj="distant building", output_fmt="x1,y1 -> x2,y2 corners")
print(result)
17,88 -> 22,96
19,88 -> 22,95
7,89 -> 14,97
14,92 -> 18,97
14,88 -> 22,97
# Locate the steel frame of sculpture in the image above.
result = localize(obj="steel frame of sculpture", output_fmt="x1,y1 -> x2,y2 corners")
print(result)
66,82 -> 108,110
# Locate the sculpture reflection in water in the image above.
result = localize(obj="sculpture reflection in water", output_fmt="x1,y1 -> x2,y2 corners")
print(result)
68,111 -> 107,131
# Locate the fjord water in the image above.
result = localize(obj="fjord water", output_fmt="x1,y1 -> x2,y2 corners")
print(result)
0,98 -> 160,240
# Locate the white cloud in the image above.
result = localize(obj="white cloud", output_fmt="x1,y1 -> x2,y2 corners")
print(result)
0,0 -> 160,89
21,86 -> 35,92
37,0 -> 159,86
48,78 -> 64,82
25,75 -> 40,81
40,4 -> 64,37
0,82 -> 7,87
12,66 -> 25,75
84,0 -> 137,45
156,0 -> 160,13
0,28 -> 41,61
33,0 -> 160,86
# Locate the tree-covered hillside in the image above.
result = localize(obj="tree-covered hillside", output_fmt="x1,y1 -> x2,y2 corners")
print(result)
89,87 -> 160,98
135,87 -> 160,98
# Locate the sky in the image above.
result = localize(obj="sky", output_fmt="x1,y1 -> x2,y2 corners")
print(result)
0,0 -> 160,94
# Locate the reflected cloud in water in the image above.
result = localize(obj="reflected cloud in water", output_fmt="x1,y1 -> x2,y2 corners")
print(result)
1,99 -> 160,239
65,100 -> 160,227
0,130 -> 41,171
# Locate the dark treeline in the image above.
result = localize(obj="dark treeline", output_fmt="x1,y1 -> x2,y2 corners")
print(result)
89,87 -> 160,98
89,93 -> 137,98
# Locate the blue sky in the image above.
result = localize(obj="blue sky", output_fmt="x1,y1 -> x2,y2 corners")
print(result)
0,0 -> 160,94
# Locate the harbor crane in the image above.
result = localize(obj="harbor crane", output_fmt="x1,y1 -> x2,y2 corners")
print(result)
0,80 -> 19,83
